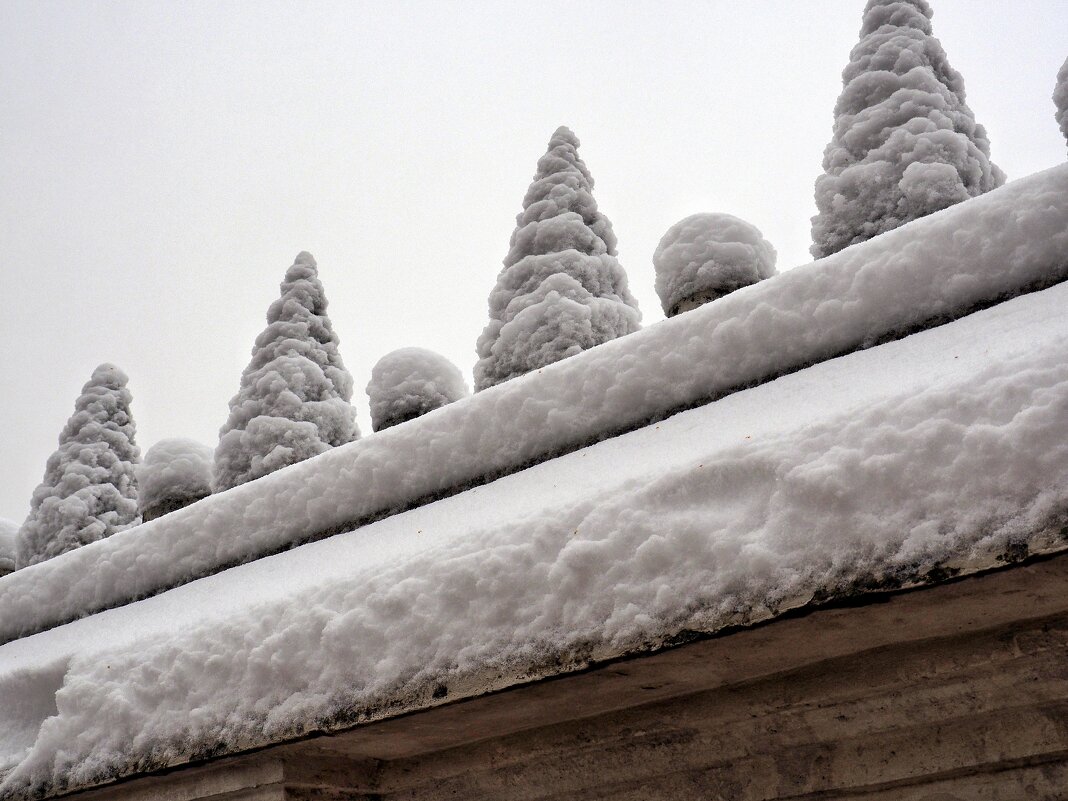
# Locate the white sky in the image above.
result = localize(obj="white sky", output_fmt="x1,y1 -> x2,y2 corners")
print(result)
1,0 -> 1065,523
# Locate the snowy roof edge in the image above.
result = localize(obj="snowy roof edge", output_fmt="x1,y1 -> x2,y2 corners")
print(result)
2,276 -> 1067,799
1,163 -> 1067,644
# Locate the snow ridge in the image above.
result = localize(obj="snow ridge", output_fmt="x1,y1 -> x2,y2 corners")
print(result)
2,280 -> 1068,799
0,164 -> 1066,645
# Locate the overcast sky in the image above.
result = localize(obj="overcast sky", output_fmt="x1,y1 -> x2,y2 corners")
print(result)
1,0 -> 1065,523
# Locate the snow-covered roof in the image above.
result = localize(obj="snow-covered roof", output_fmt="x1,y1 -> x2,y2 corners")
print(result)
0,164 -> 1067,799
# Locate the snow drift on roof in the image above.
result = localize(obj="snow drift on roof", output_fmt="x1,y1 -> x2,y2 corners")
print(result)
0,163 -> 1066,646
1,278 -> 1067,798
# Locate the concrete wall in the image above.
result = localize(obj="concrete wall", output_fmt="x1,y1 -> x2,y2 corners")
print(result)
64,553 -> 1068,800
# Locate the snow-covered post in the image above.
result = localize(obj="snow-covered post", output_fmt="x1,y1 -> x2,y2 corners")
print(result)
17,364 -> 140,568
0,518 -> 16,577
810,0 -> 1004,258
1055,56 -> 1068,151
653,213 -> 777,317
367,348 -> 470,432
214,252 -> 358,491
137,439 -> 213,521
474,126 -> 641,390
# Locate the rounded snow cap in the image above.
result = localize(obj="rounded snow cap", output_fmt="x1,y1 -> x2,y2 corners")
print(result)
1055,56 -> 1068,152
367,348 -> 469,432
137,438 -> 214,521
0,518 -> 17,575
653,213 -> 777,317
89,362 -> 129,390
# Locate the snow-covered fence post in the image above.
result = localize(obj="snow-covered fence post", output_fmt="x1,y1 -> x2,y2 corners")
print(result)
17,363 -> 140,567
653,213 -> 777,317
810,0 -> 1004,258
474,126 -> 640,390
367,348 -> 469,432
214,252 -> 358,491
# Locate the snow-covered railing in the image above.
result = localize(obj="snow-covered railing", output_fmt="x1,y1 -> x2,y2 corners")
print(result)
0,163 -> 1066,644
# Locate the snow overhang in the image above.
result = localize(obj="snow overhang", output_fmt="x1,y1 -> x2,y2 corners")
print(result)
0,164 -> 1067,798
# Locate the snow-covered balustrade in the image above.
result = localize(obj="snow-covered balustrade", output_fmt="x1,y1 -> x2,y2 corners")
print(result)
2,269 -> 1068,798
0,164 -> 1067,646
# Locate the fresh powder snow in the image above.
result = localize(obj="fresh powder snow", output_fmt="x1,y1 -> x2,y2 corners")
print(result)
16,364 -> 140,569
653,212 -> 777,317
136,439 -> 213,522
366,348 -> 469,432
0,163 -> 1066,647
810,0 -> 1004,258
214,252 -> 358,492
1,278 -> 1067,798
473,126 -> 641,391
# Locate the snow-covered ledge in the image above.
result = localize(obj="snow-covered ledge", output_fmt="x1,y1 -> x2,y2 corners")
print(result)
1,164 -> 1066,645
1,266 -> 1067,798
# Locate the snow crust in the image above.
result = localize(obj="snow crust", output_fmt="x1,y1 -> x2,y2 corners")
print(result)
1,280 -> 1067,798
0,164 -> 1066,647
474,126 -> 641,390
653,212 -> 777,317
811,0 -> 1004,258
16,364 -> 140,569
1056,56 -> 1068,150
367,348 -> 469,432
136,439 -> 212,522
214,252 -> 358,491
0,521 -> 16,577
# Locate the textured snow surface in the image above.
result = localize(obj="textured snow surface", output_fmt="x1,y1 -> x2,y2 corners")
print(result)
136,439 -> 212,521
1,280 -> 1067,798
214,252 -> 358,491
366,348 -> 469,432
474,126 -> 641,390
1056,56 -> 1068,149
17,364 -> 140,569
811,0 -> 1003,258
653,212 -> 777,317
0,521 -> 15,576
0,164 -> 1066,647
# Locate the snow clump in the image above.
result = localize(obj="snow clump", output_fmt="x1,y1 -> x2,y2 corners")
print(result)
136,439 -> 213,522
1055,56 -> 1068,150
810,0 -> 1004,258
0,519 -> 16,576
653,213 -> 777,317
367,348 -> 469,432
214,252 -> 358,492
17,364 -> 140,568
474,126 -> 640,390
